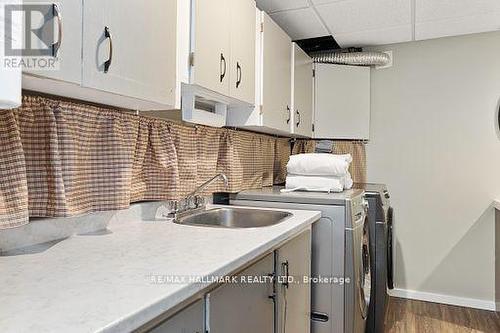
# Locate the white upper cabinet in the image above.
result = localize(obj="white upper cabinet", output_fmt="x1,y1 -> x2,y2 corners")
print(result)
229,0 -> 256,105
23,0 -> 82,84
82,0 -> 176,107
292,43 -> 313,137
23,0 -> 178,110
261,12 -> 292,133
182,0 -> 257,127
225,10 -> 293,135
313,63 -> 370,140
189,0 -> 256,102
190,0 -> 231,96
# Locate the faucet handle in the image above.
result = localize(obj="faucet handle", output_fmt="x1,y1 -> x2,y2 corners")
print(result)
194,195 -> 206,208
183,196 -> 196,210
156,200 -> 179,220
168,200 -> 179,212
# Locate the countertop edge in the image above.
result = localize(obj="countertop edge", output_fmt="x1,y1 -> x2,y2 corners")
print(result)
101,210 -> 321,333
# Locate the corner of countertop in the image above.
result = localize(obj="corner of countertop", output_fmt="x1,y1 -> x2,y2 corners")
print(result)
494,200 -> 500,211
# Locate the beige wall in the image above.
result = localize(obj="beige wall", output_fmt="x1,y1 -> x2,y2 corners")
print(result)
367,31 -> 500,307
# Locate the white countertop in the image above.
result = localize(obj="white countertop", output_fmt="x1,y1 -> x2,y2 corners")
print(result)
0,205 -> 320,333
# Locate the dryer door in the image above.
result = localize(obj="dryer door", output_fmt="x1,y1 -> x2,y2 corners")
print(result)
387,207 -> 394,289
359,217 -> 372,319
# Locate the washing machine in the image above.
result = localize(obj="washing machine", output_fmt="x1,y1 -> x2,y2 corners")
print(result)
354,183 -> 393,333
231,186 -> 371,333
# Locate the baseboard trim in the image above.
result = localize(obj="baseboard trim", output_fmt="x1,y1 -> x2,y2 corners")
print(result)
389,288 -> 496,311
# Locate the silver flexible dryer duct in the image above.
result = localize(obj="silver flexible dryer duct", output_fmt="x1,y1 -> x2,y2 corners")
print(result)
312,51 -> 390,67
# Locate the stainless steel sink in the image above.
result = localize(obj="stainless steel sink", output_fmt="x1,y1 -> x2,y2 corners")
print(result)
174,207 -> 292,228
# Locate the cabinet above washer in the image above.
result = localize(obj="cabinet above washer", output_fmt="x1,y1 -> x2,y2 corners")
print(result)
313,63 -> 371,140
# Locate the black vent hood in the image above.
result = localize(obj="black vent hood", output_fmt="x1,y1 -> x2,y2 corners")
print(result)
294,36 -> 341,56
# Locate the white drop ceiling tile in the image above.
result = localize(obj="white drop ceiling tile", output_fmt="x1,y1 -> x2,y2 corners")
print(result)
270,8 -> 329,40
315,0 -> 412,35
415,12 -> 500,41
256,0 -> 309,13
335,25 -> 412,47
416,0 -> 500,23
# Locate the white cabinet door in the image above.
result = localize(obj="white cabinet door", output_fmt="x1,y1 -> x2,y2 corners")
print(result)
207,254 -> 274,333
313,63 -> 370,139
229,0 -> 256,104
277,229 -> 312,333
24,0 -> 82,84
261,12 -> 292,133
82,0 -> 176,107
148,299 -> 204,333
191,0 -> 231,96
292,44 -> 313,137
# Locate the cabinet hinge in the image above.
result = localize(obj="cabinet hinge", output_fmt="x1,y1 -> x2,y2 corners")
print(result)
259,105 -> 263,115
312,124 -> 315,132
260,22 -> 264,33
189,52 -> 195,67
312,69 -> 316,78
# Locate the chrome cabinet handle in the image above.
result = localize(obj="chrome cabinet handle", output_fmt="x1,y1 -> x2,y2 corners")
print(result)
52,3 -> 62,57
220,53 -> 226,82
236,62 -> 242,88
267,272 -> 276,302
311,312 -> 329,322
104,26 -> 113,73
295,109 -> 301,127
286,106 -> 291,124
281,260 -> 289,288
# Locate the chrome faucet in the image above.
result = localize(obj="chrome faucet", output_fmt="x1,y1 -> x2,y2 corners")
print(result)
185,173 -> 229,203
159,173 -> 229,220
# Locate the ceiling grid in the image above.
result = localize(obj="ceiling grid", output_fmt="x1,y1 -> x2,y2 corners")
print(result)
257,0 -> 500,47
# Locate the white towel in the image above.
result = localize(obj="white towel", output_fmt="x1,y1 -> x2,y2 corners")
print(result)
287,153 -> 352,177
334,153 -> 353,164
344,172 -> 353,190
282,173 -> 353,193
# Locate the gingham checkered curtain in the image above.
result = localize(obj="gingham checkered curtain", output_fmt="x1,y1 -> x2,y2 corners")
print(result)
332,140 -> 367,184
291,139 -> 316,155
0,110 -> 29,228
0,95 -> 297,229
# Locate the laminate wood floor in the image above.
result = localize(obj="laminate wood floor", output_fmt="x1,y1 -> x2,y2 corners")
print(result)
384,297 -> 500,333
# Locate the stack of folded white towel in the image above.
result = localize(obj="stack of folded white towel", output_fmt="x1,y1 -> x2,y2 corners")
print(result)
283,153 -> 354,193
